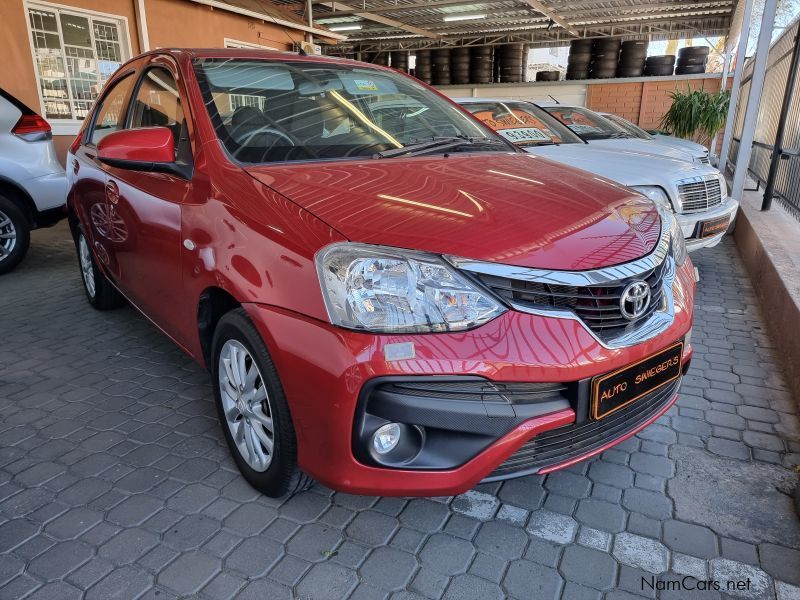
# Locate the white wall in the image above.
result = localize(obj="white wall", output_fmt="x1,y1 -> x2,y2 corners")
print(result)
437,83 -> 588,106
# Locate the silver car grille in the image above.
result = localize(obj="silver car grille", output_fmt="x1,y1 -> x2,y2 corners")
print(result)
677,175 -> 722,214
472,258 -> 668,342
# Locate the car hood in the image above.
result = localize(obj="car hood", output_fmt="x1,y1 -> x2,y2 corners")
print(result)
527,143 -> 706,188
245,152 -> 663,271
587,138 -> 696,161
653,134 -> 708,157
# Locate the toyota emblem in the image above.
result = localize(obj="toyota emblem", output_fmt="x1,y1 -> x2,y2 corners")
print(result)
620,280 -> 651,320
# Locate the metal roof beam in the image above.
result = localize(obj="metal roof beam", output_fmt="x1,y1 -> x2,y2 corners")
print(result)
565,1 -> 734,19
316,0 -> 443,38
572,9 -> 732,26
518,0 -> 579,36
313,0 -> 488,18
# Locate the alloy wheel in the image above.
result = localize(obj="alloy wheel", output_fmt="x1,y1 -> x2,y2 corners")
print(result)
218,339 -> 275,472
0,209 -> 17,262
78,235 -> 96,298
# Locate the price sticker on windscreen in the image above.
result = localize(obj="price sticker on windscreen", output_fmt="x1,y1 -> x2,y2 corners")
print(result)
497,127 -> 551,143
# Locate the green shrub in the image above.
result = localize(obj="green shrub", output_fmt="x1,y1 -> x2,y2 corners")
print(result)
659,87 -> 730,146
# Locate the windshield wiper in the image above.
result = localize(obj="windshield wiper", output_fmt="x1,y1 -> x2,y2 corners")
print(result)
374,136 -> 507,158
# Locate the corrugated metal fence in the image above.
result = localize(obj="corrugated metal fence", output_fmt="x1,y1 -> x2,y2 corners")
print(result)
730,17 -> 800,220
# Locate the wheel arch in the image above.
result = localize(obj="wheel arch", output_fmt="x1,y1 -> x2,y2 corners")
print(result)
0,177 -> 36,227
197,286 -> 242,369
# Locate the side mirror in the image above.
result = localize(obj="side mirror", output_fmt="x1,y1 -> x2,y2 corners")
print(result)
97,127 -> 190,179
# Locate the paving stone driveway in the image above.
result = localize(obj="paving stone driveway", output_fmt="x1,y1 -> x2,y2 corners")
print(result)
1,223 -> 800,600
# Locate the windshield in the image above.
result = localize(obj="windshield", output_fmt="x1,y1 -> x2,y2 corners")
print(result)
461,100 -> 582,146
193,58 -> 508,164
542,106 -> 631,140
603,114 -> 653,140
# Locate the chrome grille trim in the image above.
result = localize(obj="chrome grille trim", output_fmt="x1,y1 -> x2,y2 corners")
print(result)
446,209 -> 676,350
677,174 -> 723,214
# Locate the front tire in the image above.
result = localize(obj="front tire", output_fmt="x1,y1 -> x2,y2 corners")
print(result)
211,308 -> 308,497
0,195 -> 31,275
75,228 -> 125,309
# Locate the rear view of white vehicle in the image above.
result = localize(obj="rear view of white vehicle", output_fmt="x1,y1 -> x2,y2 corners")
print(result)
0,88 -> 66,274
599,112 -> 712,165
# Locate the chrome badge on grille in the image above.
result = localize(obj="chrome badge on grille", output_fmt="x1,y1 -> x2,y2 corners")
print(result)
620,280 -> 651,320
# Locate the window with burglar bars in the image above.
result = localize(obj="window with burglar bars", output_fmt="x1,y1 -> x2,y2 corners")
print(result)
26,2 -> 130,122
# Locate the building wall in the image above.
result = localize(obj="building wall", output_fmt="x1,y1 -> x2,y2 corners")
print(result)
0,0 -> 141,116
145,0 -> 295,51
1,0 -> 302,164
585,76 -> 727,130
438,74 -> 727,146
439,83 -> 588,108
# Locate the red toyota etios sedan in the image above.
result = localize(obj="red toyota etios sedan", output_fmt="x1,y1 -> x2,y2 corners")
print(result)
67,49 -> 695,497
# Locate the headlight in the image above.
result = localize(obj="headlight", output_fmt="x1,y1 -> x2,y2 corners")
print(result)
631,186 -> 673,211
315,243 -> 506,333
670,215 -> 687,266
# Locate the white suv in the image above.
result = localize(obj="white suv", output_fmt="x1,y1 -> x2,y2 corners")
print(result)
0,88 -> 66,274
457,98 -> 738,251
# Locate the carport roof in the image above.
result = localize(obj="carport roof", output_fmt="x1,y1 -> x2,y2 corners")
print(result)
281,0 -> 741,51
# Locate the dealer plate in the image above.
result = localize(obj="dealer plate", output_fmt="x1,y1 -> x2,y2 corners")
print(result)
699,215 -> 730,238
592,342 -> 683,420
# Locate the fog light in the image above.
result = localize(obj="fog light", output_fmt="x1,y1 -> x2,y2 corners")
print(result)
372,423 -> 401,455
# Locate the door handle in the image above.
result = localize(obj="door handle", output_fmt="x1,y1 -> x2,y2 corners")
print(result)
105,180 -> 120,205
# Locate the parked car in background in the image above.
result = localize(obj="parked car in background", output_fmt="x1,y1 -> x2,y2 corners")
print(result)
458,99 -> 738,251
538,102 -> 701,163
68,49 -> 695,497
0,88 -> 66,274
599,112 -> 712,165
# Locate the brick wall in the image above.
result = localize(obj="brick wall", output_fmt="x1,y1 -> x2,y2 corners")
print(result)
585,82 -> 644,124
585,76 -> 726,130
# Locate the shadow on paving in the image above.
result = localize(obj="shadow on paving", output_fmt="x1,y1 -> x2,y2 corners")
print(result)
1,223 -> 799,600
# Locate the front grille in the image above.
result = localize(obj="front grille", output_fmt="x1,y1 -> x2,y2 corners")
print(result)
678,175 -> 723,213
485,377 -> 679,480
373,380 -> 568,404
473,258 -> 667,342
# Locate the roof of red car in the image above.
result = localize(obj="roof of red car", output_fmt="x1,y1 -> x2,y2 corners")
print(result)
142,47 -> 368,67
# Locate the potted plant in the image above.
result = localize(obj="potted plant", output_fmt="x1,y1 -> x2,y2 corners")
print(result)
660,88 -> 730,146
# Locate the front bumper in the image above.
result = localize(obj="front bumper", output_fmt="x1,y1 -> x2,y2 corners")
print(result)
244,258 -> 695,496
676,195 -> 739,252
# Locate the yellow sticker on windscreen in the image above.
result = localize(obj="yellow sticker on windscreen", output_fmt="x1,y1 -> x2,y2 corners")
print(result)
354,79 -> 379,91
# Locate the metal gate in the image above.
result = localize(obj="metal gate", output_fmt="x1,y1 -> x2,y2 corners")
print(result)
730,17 -> 800,219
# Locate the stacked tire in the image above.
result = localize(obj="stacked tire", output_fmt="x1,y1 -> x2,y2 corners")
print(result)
590,37 -> 621,79
390,51 -> 408,73
432,48 -> 451,85
536,70 -> 560,82
470,46 -> 493,83
450,47 -> 471,84
496,43 -> 526,83
644,55 -> 675,76
566,38 -> 592,80
617,39 -> 648,77
415,50 -> 432,84
675,46 -> 709,74
367,52 -> 389,66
